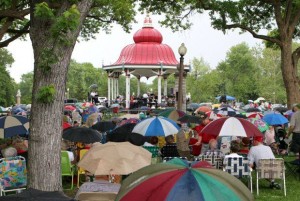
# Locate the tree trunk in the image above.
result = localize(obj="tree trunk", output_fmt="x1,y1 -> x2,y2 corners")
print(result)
281,41 -> 300,108
28,0 -> 93,191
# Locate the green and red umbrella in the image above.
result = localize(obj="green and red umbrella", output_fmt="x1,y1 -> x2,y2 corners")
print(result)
116,158 -> 253,201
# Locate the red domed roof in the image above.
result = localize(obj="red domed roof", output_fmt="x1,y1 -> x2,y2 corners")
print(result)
111,15 -> 178,66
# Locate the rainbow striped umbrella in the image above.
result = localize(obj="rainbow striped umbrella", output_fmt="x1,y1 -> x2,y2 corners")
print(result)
116,158 -> 253,201
158,109 -> 185,122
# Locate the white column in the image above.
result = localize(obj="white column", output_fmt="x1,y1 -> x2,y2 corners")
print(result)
125,70 -> 131,109
116,74 -> 119,97
107,76 -> 111,106
111,75 -> 115,101
164,77 -> 168,97
137,76 -> 141,97
157,74 -> 162,104
114,75 -> 118,99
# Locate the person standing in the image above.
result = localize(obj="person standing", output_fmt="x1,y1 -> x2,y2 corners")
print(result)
287,104 -> 300,156
176,123 -> 193,160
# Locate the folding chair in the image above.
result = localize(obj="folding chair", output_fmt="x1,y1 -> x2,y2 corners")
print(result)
256,158 -> 286,196
223,157 -> 252,193
160,144 -> 180,160
61,151 -> 75,190
163,157 -> 188,163
77,149 -> 89,188
143,146 -> 160,164
0,156 -> 27,196
77,192 -> 117,201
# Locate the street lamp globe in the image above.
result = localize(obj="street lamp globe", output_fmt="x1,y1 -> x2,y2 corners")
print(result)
178,43 -> 187,56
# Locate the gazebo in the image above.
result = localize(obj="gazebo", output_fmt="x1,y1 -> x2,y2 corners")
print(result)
103,14 -> 189,111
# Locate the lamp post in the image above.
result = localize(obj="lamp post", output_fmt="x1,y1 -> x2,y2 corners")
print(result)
177,43 -> 187,111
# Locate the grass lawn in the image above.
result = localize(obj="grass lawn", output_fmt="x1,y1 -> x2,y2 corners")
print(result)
63,155 -> 300,200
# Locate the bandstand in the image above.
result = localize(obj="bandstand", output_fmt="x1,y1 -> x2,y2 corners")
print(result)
103,14 -> 189,111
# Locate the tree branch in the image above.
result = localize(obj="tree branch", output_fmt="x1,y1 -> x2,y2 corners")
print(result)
225,23 -> 282,46
0,22 -> 30,48
86,15 -> 113,23
0,18 -> 13,41
0,8 -> 30,20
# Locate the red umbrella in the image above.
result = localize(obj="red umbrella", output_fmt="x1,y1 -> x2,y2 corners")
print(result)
246,112 -> 263,119
205,111 -> 223,120
64,105 -> 76,111
201,117 -> 263,137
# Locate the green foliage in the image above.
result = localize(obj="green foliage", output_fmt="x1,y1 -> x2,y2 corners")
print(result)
0,48 -> 15,106
264,30 -> 280,50
38,49 -> 58,73
51,5 -> 80,45
18,72 -> 33,104
34,2 -> 55,20
36,84 -> 56,104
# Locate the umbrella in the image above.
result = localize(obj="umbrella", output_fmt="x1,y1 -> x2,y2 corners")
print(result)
262,113 -> 289,126
132,116 -> 179,137
62,127 -> 102,143
256,97 -> 265,101
194,106 -> 211,113
273,107 -> 288,113
215,95 -> 236,101
91,121 -> 116,132
64,105 -> 76,111
158,109 -> 185,122
247,118 -> 269,133
177,114 -> 202,124
77,142 -> 152,175
89,84 -> 98,89
245,108 -> 261,113
0,116 -> 29,138
201,117 -> 263,137
216,107 -> 239,117
246,112 -> 263,119
0,188 -> 72,201
82,102 -> 93,108
205,111 -> 222,120
107,123 -> 145,146
118,118 -> 141,127
115,158 -> 253,201
87,105 -> 98,114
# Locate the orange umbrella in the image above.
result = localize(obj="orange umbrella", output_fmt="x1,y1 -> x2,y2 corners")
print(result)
195,106 -> 211,113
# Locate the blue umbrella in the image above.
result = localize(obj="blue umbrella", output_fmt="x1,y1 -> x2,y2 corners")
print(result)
262,113 -> 289,126
215,95 -> 236,101
132,116 -> 179,137
0,115 -> 29,138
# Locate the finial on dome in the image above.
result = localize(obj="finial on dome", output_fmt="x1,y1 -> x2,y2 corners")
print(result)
143,12 -> 153,28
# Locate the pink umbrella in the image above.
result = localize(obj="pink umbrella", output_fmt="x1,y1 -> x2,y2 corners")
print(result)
201,117 -> 263,137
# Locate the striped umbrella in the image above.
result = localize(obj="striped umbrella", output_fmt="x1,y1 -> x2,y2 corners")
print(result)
215,107 -> 239,117
205,111 -> 223,120
246,112 -> 263,119
0,115 -> 29,138
201,117 -> 263,137
158,109 -> 185,122
132,116 -> 179,137
116,158 -> 253,201
247,118 -> 269,133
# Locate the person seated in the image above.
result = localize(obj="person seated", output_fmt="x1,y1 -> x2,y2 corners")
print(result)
239,137 -> 250,154
61,140 -> 75,163
223,140 -> 243,165
1,147 -> 17,158
204,139 -> 224,158
248,136 -> 280,189
143,136 -> 158,147
75,175 -> 121,200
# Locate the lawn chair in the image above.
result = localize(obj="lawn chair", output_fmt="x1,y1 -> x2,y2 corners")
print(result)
0,156 -> 27,196
77,149 -> 89,188
61,151 -> 75,190
77,192 -> 117,201
143,146 -> 160,164
223,157 -> 252,193
256,158 -> 286,196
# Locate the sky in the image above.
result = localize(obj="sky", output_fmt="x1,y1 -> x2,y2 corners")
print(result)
6,12 -> 261,83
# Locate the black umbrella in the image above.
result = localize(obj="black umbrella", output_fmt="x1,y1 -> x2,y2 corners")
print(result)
234,114 -> 247,119
91,121 -> 116,132
177,114 -> 202,124
245,108 -> 261,112
107,123 -> 146,146
62,127 -> 101,143
273,107 -> 288,113
0,188 -> 73,201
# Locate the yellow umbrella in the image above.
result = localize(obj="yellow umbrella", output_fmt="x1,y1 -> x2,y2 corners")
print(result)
77,142 -> 151,175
